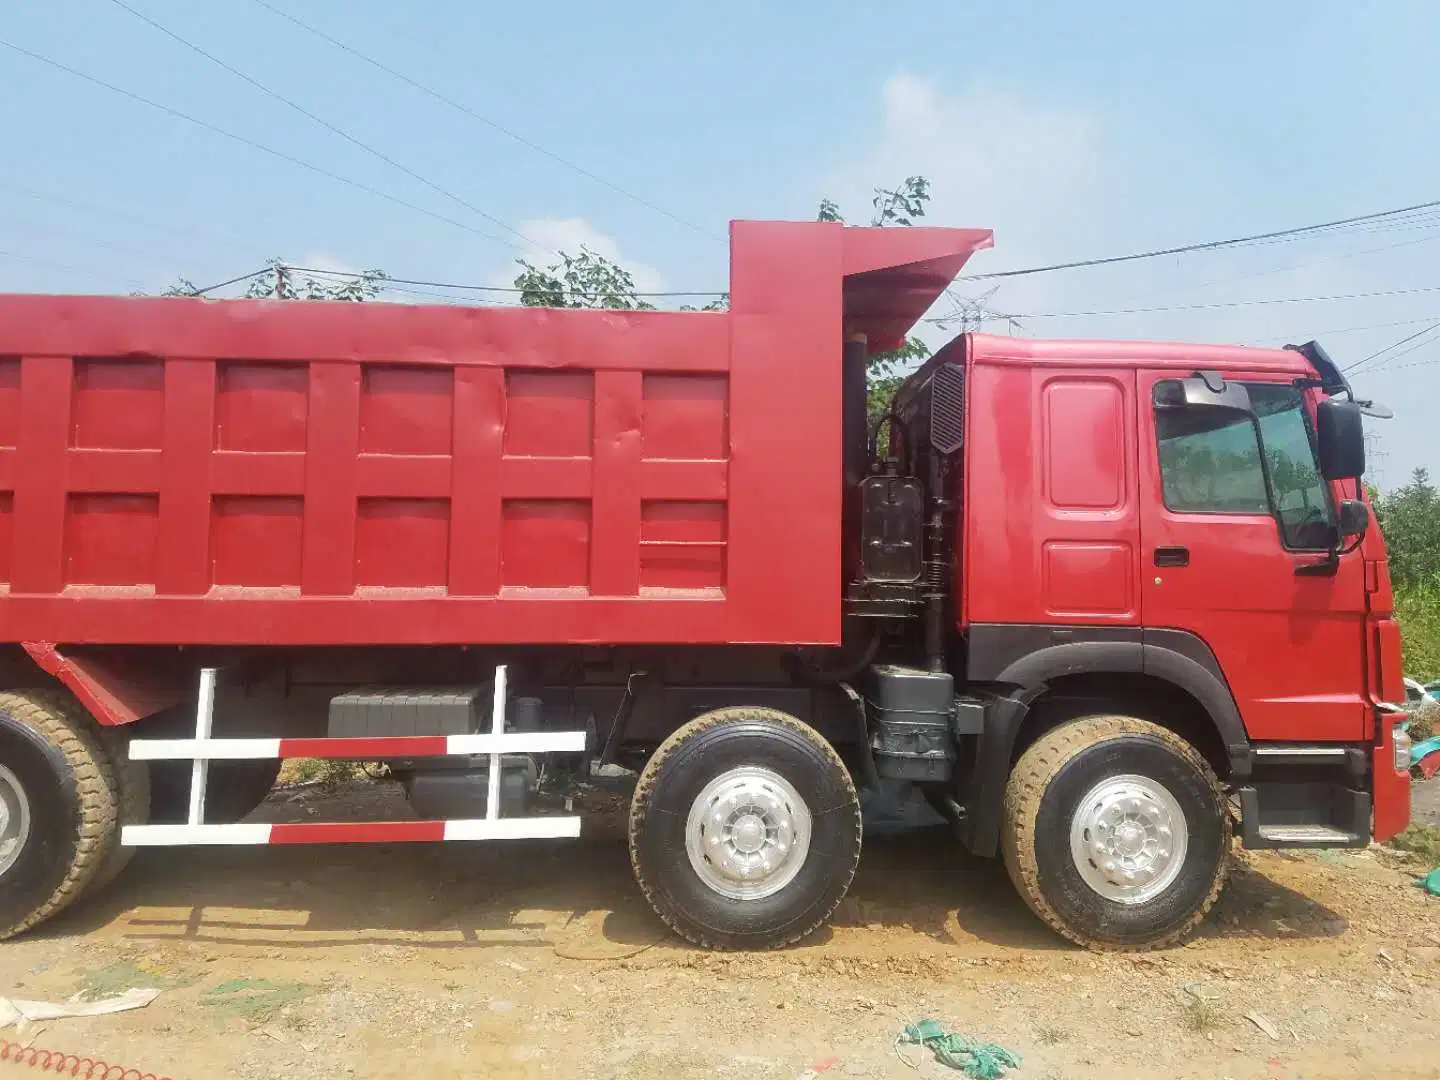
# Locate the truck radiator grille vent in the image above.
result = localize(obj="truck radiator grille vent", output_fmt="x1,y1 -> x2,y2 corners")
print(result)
929,362 -> 964,454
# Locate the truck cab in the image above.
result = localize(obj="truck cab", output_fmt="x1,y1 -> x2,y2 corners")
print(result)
850,330 -> 1411,944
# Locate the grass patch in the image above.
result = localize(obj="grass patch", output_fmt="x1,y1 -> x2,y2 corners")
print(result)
1181,997 -> 1224,1034
276,758 -> 372,793
77,962 -> 197,1001
1033,1025 -> 1068,1046
200,978 -> 312,1024
1389,823 -> 1440,865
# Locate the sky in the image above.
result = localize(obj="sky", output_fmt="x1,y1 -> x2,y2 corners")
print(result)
2,0 -> 1438,486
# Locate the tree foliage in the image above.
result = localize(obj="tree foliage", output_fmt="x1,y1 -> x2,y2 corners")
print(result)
1374,467 -> 1440,592
513,248 -> 656,310
1373,468 -> 1440,679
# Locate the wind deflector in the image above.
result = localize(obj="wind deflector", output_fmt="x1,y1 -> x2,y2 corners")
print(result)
842,227 -> 994,352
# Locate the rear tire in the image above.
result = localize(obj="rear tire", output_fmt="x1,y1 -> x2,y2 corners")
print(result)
0,691 -> 120,939
1001,715 -> 1229,950
84,716 -> 150,894
628,707 -> 861,949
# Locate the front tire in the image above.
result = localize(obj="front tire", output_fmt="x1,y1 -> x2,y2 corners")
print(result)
1001,715 -> 1229,950
0,692 -> 120,939
628,707 -> 862,949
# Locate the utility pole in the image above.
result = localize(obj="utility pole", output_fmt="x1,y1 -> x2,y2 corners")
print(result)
1364,430 -> 1388,489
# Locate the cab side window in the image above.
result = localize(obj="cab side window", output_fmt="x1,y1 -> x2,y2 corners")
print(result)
1153,381 -> 1335,549
1154,401 -> 1270,514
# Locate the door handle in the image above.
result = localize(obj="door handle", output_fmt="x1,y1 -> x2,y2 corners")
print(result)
1154,546 -> 1190,568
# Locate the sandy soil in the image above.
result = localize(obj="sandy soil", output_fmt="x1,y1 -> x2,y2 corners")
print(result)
2,779 -> 1438,1080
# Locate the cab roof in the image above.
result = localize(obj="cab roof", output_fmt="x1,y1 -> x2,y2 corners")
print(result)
967,332 -> 1317,376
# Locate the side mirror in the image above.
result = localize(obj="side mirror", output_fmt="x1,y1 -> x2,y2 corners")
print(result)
1316,398 -> 1366,480
1337,498 -> 1369,538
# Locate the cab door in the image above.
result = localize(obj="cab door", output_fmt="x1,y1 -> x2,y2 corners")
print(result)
1137,371 -> 1369,741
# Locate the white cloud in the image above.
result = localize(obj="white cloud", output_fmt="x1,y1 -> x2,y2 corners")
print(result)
495,217 -> 667,295
821,73 -> 1106,348
822,73 -> 1435,485
297,252 -> 362,277
822,74 -> 1398,348
823,73 -> 1102,258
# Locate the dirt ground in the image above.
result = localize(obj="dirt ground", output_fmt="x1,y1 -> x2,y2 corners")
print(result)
2,779 -> 1438,1080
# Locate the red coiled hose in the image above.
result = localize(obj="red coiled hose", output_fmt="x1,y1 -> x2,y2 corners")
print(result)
0,1036 -> 171,1079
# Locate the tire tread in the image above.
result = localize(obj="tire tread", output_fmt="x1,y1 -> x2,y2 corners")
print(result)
1001,714 -> 1230,951
87,721 -> 149,893
0,691 -> 120,939
627,706 -> 862,950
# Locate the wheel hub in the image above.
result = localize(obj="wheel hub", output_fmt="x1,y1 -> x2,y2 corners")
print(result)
1069,774 -> 1187,905
0,764 -> 32,879
685,766 -> 812,900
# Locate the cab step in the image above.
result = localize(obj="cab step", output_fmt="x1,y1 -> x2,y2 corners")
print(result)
1237,776 -> 1371,851
1252,823 -> 1366,848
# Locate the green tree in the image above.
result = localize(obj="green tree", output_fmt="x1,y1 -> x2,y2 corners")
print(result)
1373,468 -> 1440,679
513,248 -> 655,310
1374,467 -> 1440,591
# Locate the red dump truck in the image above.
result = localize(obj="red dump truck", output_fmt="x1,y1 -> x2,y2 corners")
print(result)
0,220 -> 1412,949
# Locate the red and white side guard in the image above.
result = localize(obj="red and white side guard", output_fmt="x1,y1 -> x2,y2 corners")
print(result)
121,665 -> 584,847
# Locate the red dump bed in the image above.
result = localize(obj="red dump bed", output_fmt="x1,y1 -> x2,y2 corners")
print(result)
0,221 -> 992,648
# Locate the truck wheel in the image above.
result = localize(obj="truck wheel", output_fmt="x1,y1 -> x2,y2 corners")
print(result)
86,723 -> 150,893
1001,715 -> 1229,950
148,758 -> 281,824
628,707 -> 862,949
0,692 -> 120,939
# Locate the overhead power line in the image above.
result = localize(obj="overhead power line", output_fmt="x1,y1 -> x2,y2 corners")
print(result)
1280,313 -> 1440,340
105,0 -> 548,255
984,282 -> 1440,322
958,197 -> 1440,281
190,267 -> 273,296
0,177 -> 271,259
1370,353 -> 1440,374
0,36 -> 529,254
1343,319 -> 1440,375
1109,225 -> 1440,310
0,248 -> 148,291
244,0 -> 721,243
287,264 -> 727,297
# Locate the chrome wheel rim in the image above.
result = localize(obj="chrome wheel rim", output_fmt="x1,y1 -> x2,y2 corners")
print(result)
1069,773 -> 1187,905
0,764 -> 32,879
684,766 -> 812,900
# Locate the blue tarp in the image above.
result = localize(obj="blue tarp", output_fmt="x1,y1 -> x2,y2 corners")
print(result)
1411,734 -> 1440,767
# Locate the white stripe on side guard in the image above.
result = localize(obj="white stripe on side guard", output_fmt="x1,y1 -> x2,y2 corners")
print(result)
123,823 -> 274,846
443,817 -> 583,841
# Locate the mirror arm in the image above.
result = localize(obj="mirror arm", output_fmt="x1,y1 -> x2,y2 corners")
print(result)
1293,533 -> 1364,578
1295,551 -> 1339,577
